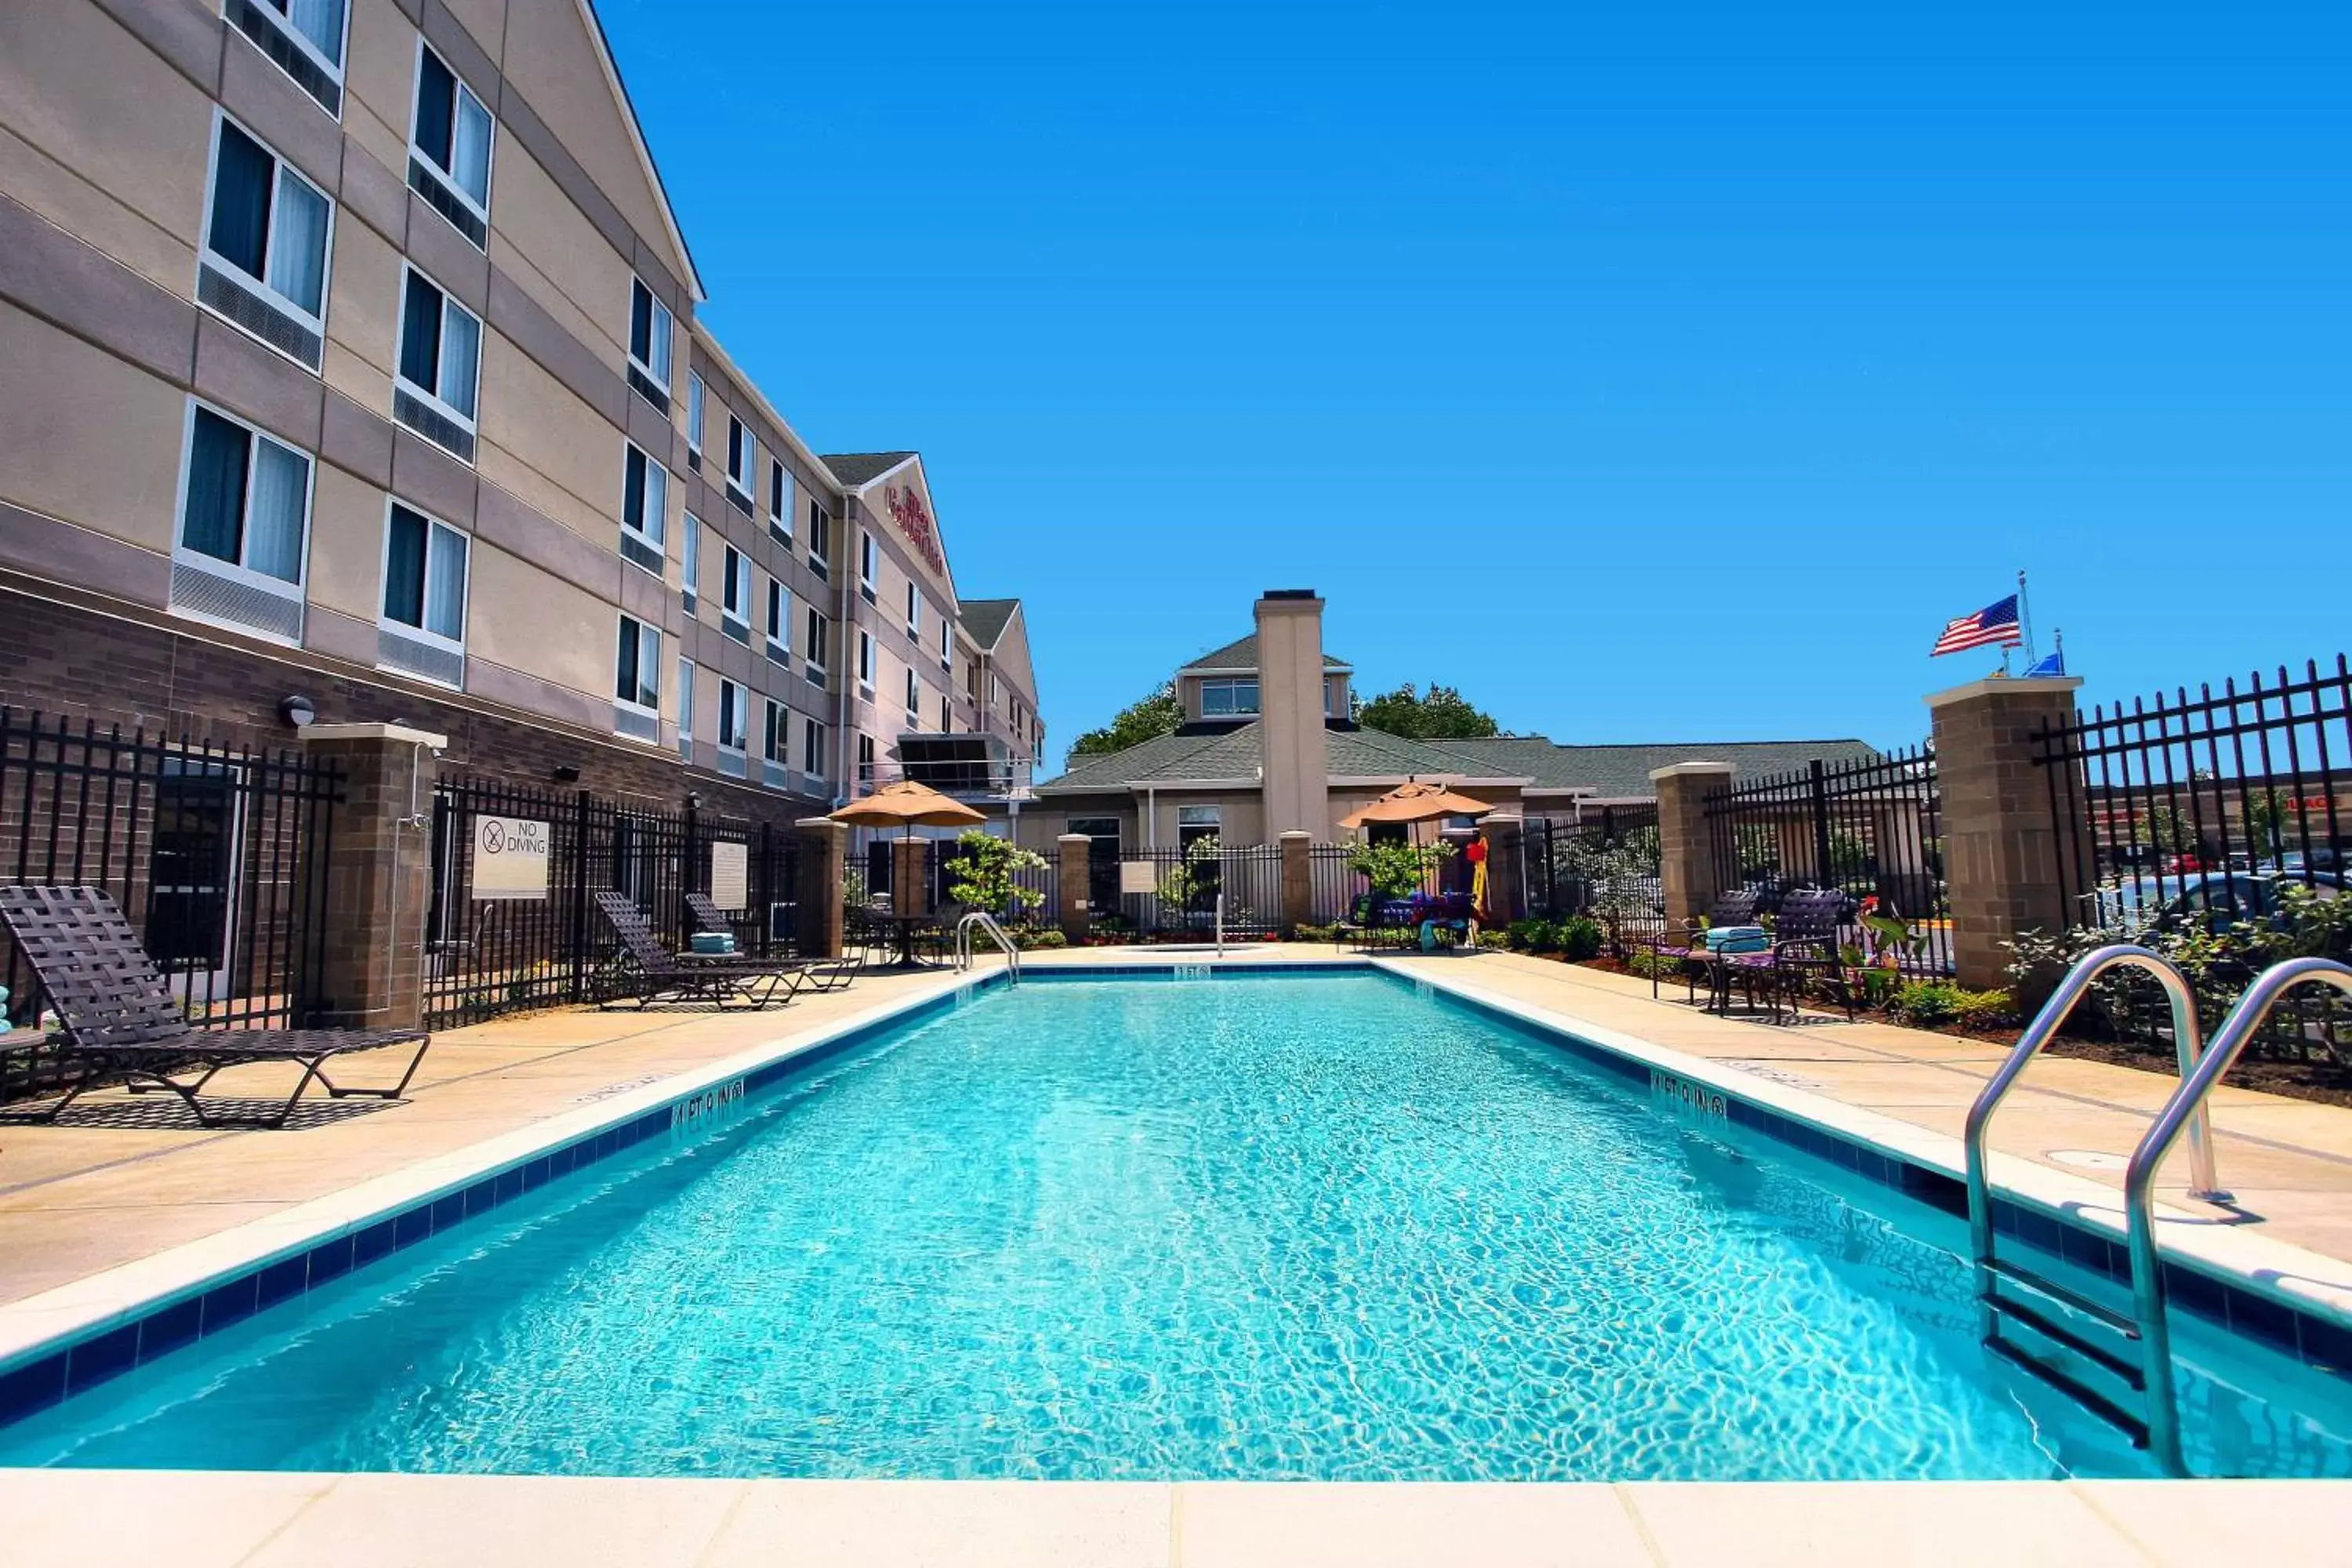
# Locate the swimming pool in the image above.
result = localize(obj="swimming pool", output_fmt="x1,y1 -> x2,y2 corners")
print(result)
2,970 -> 2348,1480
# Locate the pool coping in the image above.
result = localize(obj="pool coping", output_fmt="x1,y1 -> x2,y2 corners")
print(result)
2,950 -> 2348,1438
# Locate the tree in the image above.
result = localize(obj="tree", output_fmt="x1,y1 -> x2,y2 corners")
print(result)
1069,683 -> 1183,757
943,829 -> 1048,919
1345,837 -> 1457,899
1358,683 -> 1502,740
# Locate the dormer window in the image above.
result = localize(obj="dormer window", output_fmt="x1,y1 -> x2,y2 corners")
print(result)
1200,677 -> 1259,717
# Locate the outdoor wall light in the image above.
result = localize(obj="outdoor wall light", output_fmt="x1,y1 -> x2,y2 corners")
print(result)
278,695 -> 317,728
551,764 -> 582,783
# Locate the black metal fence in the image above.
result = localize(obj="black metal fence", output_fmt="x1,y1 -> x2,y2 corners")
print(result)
1703,744 -> 1951,978
1098,844 -> 1285,938
1513,806 -> 1664,953
1308,844 -> 1359,925
2033,654 -> 2350,1065
0,710 -> 343,1102
424,778 -> 800,1030
858,833 -> 1060,925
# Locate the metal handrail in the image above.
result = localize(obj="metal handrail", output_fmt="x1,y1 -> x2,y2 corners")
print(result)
1967,946 -> 2221,1329
2126,956 -> 2352,1475
955,910 -> 1020,982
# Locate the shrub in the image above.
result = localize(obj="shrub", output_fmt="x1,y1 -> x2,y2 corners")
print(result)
1886,981 -> 2010,1029
1504,918 -> 1548,951
1625,949 -> 1681,980
1294,922 -> 1342,944
1555,916 -> 1605,961
1477,928 -> 1511,949
1012,927 -> 1067,951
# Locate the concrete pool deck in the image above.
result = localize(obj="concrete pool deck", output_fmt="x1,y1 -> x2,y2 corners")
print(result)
2,946 -> 2350,1563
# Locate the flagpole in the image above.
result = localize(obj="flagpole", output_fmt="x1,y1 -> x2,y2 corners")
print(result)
2016,569 -> 2037,666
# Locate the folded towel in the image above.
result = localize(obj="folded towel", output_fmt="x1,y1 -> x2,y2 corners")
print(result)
689,932 -> 737,955
1704,925 -> 1770,954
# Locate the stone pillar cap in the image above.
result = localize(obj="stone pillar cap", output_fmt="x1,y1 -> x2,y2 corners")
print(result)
1648,760 -> 1736,782
794,816 -> 846,831
1925,674 -> 2083,710
299,722 -> 448,748
1057,832 -> 1094,843
1277,829 -> 1315,840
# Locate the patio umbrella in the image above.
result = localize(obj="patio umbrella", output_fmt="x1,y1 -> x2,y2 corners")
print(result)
829,779 -> 985,841
1339,779 -> 1495,829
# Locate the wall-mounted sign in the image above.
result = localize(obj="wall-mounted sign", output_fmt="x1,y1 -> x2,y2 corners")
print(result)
471,815 -> 550,901
1118,859 -> 1159,895
884,483 -> 946,576
709,840 -> 749,910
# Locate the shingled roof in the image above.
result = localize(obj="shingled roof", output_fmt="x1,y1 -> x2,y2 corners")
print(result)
1178,633 -> 1350,673
1420,736 -> 1880,797
957,598 -> 1020,649
819,451 -> 917,487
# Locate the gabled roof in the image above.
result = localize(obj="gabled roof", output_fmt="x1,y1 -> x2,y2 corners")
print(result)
1178,633 -> 1350,673
1419,736 -> 1880,797
957,598 -> 1020,649
1037,721 -> 1530,793
577,0 -> 704,301
820,452 -> 920,488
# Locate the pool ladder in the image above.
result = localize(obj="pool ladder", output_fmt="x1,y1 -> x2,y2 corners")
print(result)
954,910 -> 1020,983
1965,946 -> 2352,1472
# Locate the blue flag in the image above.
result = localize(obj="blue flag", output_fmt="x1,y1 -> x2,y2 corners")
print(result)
2024,648 -> 2065,677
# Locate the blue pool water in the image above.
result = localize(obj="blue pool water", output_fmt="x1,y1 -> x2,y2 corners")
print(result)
4,973 -> 2349,1479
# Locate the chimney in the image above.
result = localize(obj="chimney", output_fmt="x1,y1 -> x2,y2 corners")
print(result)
1254,590 -> 1330,837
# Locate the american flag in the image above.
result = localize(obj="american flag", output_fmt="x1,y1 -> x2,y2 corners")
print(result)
1930,594 -> 2023,657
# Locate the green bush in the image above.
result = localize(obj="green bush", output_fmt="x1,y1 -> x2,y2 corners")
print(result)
1625,949 -> 1681,980
1504,918 -> 1547,951
1556,916 -> 1605,961
1012,927 -> 1067,951
1293,922 -> 1342,944
1886,981 -> 2011,1029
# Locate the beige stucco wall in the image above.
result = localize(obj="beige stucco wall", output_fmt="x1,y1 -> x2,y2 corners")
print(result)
499,0 -> 683,274
0,303 -> 183,556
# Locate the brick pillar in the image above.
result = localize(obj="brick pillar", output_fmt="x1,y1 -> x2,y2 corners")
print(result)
1279,830 -> 1312,934
794,817 -> 847,959
1651,762 -> 1735,929
891,837 -> 931,918
1479,814 -> 1523,925
1058,833 -> 1091,943
1928,676 -> 2086,996
299,724 -> 444,1031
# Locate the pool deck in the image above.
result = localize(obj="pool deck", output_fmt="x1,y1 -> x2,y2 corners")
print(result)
3,946 -> 2351,1563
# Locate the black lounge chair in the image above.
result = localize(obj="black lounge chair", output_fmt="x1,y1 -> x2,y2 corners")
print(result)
684,892 -> 859,992
1640,891 -> 1763,1004
593,892 -> 809,1009
0,884 -> 430,1128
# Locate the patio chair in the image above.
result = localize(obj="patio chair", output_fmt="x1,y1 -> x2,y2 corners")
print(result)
1640,891 -> 1762,1004
0,884 -> 430,1129
592,892 -> 808,1010
684,892 -> 860,993
1338,892 -> 1416,953
1713,887 -> 1856,1022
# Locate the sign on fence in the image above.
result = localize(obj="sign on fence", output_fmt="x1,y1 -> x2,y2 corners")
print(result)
709,840 -> 749,910
1119,859 -> 1160,895
470,815 -> 550,901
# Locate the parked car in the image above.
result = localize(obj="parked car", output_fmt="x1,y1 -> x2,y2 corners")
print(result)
2092,871 -> 2343,931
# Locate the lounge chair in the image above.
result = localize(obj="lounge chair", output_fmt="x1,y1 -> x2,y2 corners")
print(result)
1714,887 -> 1855,1022
592,892 -> 807,1010
1640,891 -> 1763,1004
0,884 -> 430,1128
683,892 -> 859,992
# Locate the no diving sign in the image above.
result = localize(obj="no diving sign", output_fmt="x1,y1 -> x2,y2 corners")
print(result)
471,815 -> 550,901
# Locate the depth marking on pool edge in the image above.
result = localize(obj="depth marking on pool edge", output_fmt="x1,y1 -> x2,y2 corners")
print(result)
1650,1067 -> 1728,1121
670,1078 -> 746,1131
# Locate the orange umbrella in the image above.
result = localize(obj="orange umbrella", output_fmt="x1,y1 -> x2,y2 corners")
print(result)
1339,779 -> 1494,829
830,779 -> 986,837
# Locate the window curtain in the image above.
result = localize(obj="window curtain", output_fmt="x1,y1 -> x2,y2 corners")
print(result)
437,302 -> 479,417
244,438 -> 309,583
415,51 -> 455,165
615,620 -> 640,702
622,447 -> 648,532
383,505 -> 427,626
182,409 -> 249,564
285,0 -> 344,64
398,273 -> 441,392
425,525 -> 467,641
208,125 -> 274,279
641,461 -> 666,546
266,171 -> 328,316
452,92 -> 492,205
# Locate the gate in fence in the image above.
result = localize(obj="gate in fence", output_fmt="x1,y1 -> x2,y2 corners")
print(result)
1102,844 -> 1285,938
1514,806 -> 1664,953
0,710 -> 343,1102
1703,744 -> 1950,978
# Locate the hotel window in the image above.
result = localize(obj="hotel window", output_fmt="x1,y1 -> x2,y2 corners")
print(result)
684,372 -> 705,467
626,278 -> 672,406
939,691 -> 950,732
857,732 -> 877,786
378,501 -> 468,686
988,673 -> 999,709
906,583 -> 921,644
725,416 -> 754,506
720,546 -> 751,641
1012,698 -> 1025,733
172,401 -> 311,643
765,577 -> 789,657
227,0 -> 350,117
614,615 -> 661,739
200,115 -> 332,371
801,716 -> 825,776
716,678 -> 748,773
619,443 -> 666,575
394,265 -> 480,461
803,604 -> 829,681
408,42 -> 492,249
768,459 -> 793,544
680,512 -> 701,612
905,668 -> 920,725
965,661 -> 978,699
1178,804 -> 1221,851
806,501 -> 829,575
858,630 -> 877,693
764,697 -> 789,768
1200,677 -> 1259,717
676,657 -> 695,760
858,532 -> 878,600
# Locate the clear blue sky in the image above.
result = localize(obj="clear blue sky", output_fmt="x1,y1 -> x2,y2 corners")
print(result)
599,0 -> 2349,769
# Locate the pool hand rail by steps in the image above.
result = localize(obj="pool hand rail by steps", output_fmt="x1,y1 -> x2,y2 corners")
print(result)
954,911 -> 1020,982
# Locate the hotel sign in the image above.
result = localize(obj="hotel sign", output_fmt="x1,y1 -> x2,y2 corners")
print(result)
471,815 -> 550,901
884,483 -> 946,576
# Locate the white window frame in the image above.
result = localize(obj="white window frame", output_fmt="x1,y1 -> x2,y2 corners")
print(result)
858,630 -> 877,694
198,111 -> 336,356
685,372 -> 705,456
764,698 -> 789,767
621,441 -> 667,564
726,416 -> 754,501
393,261 -> 481,444
408,38 -> 495,237
172,397 -> 315,610
906,583 -> 921,644
905,667 -> 920,725
615,614 -> 662,717
988,672 -> 1000,708
766,577 -> 793,655
677,656 -> 695,744
768,457 -> 793,538
1200,677 -> 1261,717
801,716 -> 825,777
716,678 -> 749,757
804,605 -> 828,676
859,531 -> 879,592
375,497 -> 470,664
626,276 -> 673,398
721,545 -> 753,637
681,511 -> 701,609
232,0 -> 351,115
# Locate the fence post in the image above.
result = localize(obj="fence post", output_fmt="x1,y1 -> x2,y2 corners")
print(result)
1651,762 -> 1735,929
1057,834 -> 1091,943
1481,813 -> 1523,926
1278,830 -> 1312,935
297,724 -> 445,1031
1808,758 -> 1834,885
568,789 -> 592,1003
1927,675 -> 2085,998
793,816 -> 848,959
